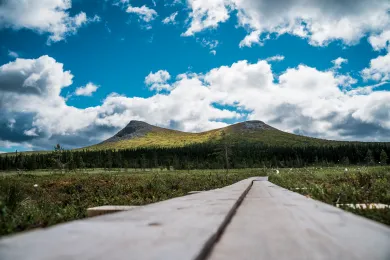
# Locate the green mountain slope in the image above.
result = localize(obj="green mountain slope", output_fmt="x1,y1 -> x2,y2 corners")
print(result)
87,120 -> 342,150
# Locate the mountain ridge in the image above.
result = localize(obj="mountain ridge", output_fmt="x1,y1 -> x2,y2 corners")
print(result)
103,120 -> 276,144
87,119 -> 342,150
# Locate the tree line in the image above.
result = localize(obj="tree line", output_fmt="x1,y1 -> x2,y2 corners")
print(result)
0,142 -> 389,171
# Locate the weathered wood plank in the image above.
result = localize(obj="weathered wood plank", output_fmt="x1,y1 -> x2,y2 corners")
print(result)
0,177 -> 261,260
209,180 -> 390,260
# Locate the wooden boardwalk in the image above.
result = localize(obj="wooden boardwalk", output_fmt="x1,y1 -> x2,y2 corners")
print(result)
1,177 -> 389,260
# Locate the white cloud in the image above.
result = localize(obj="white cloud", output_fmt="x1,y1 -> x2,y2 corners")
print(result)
75,82 -> 99,96
126,5 -> 158,22
1,55 -> 390,151
362,50 -> 390,82
197,38 -> 219,53
182,0 -> 230,36
113,0 -> 130,5
332,57 -> 348,69
239,30 -> 261,48
145,70 -> 172,91
167,0 -> 183,6
162,11 -> 178,24
8,50 -> 19,58
266,55 -> 284,62
0,55 -> 73,97
24,128 -> 39,137
336,74 -> 357,88
0,0 -> 100,43
183,0 -> 390,48
368,30 -> 390,51
364,28 -> 390,83
199,38 -> 219,49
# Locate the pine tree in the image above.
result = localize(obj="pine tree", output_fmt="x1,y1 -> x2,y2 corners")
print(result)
365,149 -> 374,166
380,149 -> 388,165
67,152 -> 76,171
79,155 -> 85,169
106,151 -> 113,170
341,156 -> 350,165
51,144 -> 65,172
17,153 -> 25,170
123,160 -> 129,172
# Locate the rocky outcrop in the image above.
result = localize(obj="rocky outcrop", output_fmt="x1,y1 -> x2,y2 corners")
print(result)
103,120 -> 155,143
241,120 -> 275,130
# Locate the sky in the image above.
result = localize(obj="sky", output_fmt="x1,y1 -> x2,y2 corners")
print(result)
0,0 -> 390,152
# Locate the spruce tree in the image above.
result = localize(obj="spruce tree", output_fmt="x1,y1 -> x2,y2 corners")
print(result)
365,149 -> 374,166
380,149 -> 388,165
106,151 -> 113,170
67,152 -> 77,171
78,156 -> 85,169
341,156 -> 350,165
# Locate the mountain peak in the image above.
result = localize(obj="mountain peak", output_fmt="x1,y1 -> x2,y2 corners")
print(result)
126,120 -> 152,128
229,120 -> 275,131
103,120 -> 155,143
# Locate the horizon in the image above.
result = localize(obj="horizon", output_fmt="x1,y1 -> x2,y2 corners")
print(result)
1,0 -> 390,152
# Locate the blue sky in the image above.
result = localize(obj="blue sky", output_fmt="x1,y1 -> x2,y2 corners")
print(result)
0,0 -> 390,151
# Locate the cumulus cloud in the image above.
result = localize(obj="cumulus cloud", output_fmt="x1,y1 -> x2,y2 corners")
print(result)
332,57 -> 348,69
239,31 -> 262,48
1,55 -> 390,151
0,0 -> 100,43
0,55 -> 100,148
126,5 -> 158,22
0,55 -> 73,96
145,70 -> 172,91
182,0 -> 230,36
336,74 -> 357,88
162,11 -> 178,24
75,82 -> 99,96
183,0 -> 390,48
368,30 -> 390,51
363,26 -> 390,83
362,50 -> 390,82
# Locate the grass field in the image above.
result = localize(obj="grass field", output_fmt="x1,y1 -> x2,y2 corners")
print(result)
1,166 -> 389,237
269,166 -> 390,226
0,168 -> 266,236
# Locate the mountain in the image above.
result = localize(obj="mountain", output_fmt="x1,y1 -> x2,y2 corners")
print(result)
87,120 -> 339,150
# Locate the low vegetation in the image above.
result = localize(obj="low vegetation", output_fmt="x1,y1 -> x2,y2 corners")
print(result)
0,169 -> 265,236
1,166 -> 389,237
269,166 -> 390,225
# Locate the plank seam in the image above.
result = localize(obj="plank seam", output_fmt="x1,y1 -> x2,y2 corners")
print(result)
194,178 -> 255,260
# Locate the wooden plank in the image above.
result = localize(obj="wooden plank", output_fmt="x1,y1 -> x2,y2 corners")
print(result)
87,206 -> 139,217
209,180 -> 390,260
0,177 -> 261,260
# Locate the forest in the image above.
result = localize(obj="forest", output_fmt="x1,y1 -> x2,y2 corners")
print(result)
1,142 -> 389,171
